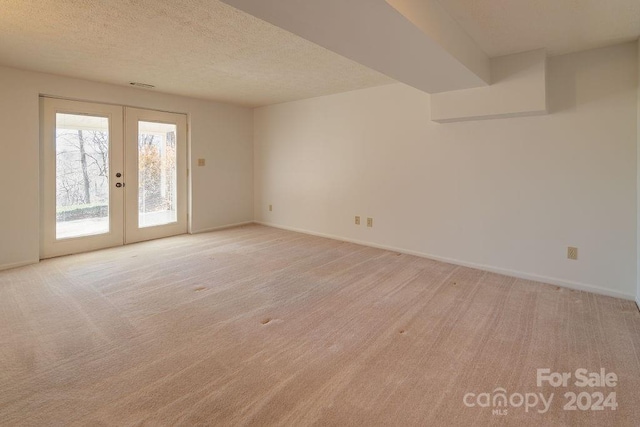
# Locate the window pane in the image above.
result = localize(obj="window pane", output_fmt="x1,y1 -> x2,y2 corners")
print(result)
138,121 -> 177,228
55,114 -> 110,239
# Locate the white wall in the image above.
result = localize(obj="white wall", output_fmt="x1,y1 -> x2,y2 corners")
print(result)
0,66 -> 253,270
254,42 -> 639,300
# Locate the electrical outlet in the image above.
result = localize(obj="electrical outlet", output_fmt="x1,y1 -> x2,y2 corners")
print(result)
367,217 -> 373,228
268,204 -> 272,212
355,216 -> 360,225
197,158 -> 205,167
567,247 -> 578,260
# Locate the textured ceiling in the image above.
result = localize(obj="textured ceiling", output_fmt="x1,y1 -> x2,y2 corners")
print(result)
1,0 -> 638,105
0,0 -> 393,107
437,0 -> 640,57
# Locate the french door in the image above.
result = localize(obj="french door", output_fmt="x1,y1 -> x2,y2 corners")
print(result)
41,98 -> 187,259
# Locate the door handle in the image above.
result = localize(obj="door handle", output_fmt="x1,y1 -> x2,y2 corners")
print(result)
115,183 -> 124,188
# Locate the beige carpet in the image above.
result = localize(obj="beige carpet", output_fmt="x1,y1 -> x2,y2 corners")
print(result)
1,224 -> 639,426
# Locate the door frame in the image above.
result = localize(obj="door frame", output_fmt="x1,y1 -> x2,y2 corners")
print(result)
39,96 -> 191,259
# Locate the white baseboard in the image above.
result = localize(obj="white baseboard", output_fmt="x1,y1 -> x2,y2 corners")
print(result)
0,259 -> 39,272
255,221 -> 636,302
191,221 -> 255,235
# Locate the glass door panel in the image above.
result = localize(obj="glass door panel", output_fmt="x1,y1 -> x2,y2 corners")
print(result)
55,113 -> 110,239
137,121 -> 178,228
